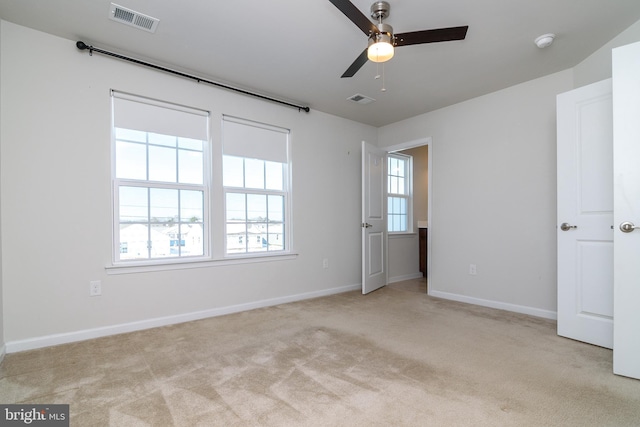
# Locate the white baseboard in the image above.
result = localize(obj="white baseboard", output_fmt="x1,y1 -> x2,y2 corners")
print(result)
5,283 -> 361,354
0,343 -> 6,364
388,272 -> 424,283
429,290 -> 557,320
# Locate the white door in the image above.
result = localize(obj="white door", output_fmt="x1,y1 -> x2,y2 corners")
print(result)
362,141 -> 387,294
612,41 -> 640,380
557,79 -> 614,349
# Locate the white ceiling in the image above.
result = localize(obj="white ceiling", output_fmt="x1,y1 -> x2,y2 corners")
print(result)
2,0 -> 640,127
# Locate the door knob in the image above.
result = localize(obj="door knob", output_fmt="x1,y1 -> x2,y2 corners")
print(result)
619,221 -> 640,233
361,222 -> 373,228
560,222 -> 577,231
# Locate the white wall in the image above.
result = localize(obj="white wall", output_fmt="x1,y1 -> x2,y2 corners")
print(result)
573,19 -> 640,88
403,145 -> 429,226
0,21 -> 377,349
379,70 -> 573,318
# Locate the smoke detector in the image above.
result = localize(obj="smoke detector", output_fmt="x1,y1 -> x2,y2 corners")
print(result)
534,33 -> 555,48
109,3 -> 159,33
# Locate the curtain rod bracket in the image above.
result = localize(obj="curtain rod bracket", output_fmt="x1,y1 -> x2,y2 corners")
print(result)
75,40 -> 310,113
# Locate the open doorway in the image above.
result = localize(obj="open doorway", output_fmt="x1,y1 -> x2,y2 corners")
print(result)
384,138 -> 432,294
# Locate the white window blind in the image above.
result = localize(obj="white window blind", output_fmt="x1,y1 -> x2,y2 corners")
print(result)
112,91 -> 208,141
222,116 -> 289,163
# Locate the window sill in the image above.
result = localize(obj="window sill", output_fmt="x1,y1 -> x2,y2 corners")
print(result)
388,232 -> 417,239
105,253 -> 299,275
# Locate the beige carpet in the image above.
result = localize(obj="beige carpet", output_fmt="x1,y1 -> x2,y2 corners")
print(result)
1,278 -> 639,426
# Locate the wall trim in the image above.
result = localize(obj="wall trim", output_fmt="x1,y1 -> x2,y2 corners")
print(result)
429,290 -> 557,320
5,283 -> 361,353
383,137 -> 432,153
388,272 -> 424,283
0,344 -> 6,365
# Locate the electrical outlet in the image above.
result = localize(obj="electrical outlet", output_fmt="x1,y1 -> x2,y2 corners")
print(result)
469,264 -> 477,275
90,280 -> 102,296
322,258 -> 329,269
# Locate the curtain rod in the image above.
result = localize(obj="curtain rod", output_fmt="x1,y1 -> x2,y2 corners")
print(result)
76,41 -> 310,113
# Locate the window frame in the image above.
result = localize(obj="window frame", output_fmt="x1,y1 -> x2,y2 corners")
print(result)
111,91 -> 211,265
387,152 -> 413,234
108,96 -> 296,271
221,116 -> 292,258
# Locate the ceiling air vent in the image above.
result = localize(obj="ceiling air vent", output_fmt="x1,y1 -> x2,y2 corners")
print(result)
109,3 -> 159,33
347,93 -> 376,105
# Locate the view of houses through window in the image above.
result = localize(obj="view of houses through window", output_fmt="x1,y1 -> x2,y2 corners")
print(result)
115,129 -> 206,261
223,160 -> 286,254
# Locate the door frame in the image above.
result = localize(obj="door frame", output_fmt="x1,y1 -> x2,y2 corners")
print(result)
382,137 -> 433,292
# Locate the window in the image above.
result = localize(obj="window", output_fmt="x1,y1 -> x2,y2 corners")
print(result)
111,93 -> 293,266
112,91 -> 209,262
388,153 -> 412,233
222,116 -> 290,255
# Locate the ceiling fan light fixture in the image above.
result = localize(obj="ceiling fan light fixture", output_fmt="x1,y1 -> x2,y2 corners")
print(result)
368,31 -> 394,62
368,41 -> 394,62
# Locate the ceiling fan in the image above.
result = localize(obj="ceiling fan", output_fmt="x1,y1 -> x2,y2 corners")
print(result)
329,0 -> 468,78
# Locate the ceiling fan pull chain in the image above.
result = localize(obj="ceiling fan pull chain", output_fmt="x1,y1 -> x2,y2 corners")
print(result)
381,63 -> 387,92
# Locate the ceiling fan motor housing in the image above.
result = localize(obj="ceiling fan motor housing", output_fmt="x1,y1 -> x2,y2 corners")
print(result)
370,2 -> 393,44
370,1 -> 390,21
370,23 -> 394,44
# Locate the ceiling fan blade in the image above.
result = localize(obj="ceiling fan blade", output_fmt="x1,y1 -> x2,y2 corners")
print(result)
328,0 -> 378,35
394,26 -> 468,47
341,48 -> 369,78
